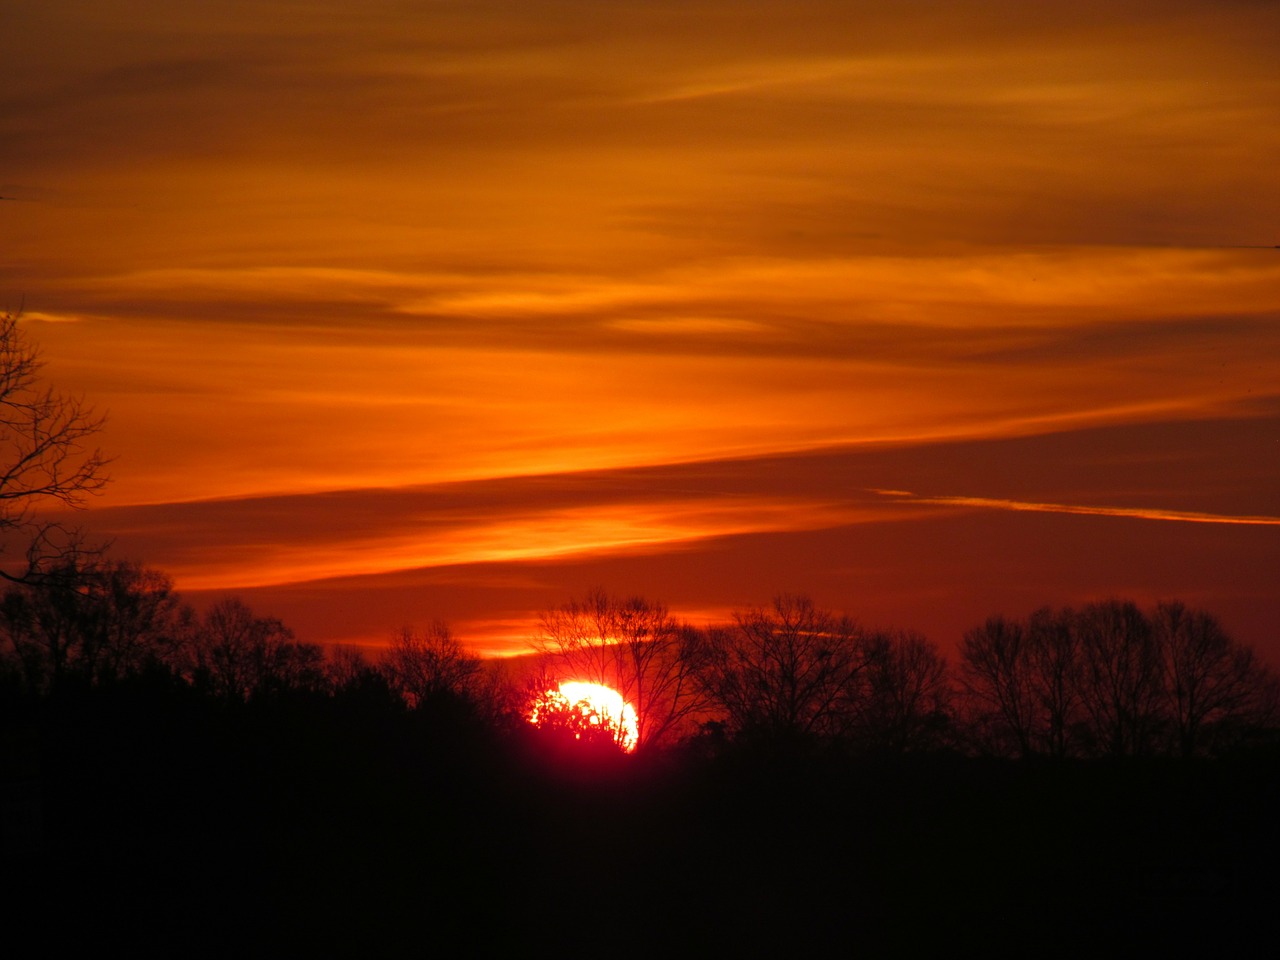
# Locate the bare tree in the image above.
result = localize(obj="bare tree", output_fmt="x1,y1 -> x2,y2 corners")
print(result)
0,557 -> 187,691
957,600 -> 1278,759
959,615 -> 1039,758
0,311 -> 110,583
532,588 -> 709,750
698,594 -> 867,742
326,644 -> 374,691
188,596 -> 316,701
1075,600 -> 1165,757
1154,601 -> 1277,757
853,628 -> 952,752
382,621 -> 481,710
325,644 -> 401,713
1025,606 -> 1085,759
960,607 -> 1089,759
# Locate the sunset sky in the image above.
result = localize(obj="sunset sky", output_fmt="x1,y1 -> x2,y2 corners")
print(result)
3,0 -> 1277,658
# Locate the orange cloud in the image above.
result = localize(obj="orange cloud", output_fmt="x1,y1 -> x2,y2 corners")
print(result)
873,491 -> 1280,528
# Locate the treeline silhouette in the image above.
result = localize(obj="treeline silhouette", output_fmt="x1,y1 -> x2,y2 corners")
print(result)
6,567 -> 1275,760
3,563 -> 1278,952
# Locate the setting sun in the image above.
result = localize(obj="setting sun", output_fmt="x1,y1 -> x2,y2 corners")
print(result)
528,681 -> 640,753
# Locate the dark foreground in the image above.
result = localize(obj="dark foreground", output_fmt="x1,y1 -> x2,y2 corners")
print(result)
4,681 -> 1278,956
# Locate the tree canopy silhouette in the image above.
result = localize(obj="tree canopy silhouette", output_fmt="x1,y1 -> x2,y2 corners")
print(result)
0,558 -> 185,692
187,596 -> 323,701
698,594 -> 868,743
382,621 -> 482,711
960,599 -> 1278,758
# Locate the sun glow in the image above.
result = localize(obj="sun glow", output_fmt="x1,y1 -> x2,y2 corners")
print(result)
528,681 -> 639,753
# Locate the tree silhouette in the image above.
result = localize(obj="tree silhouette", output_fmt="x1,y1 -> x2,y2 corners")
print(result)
853,628 -> 951,752
325,644 -> 402,713
961,602 -> 1159,758
959,615 -> 1040,758
1075,599 -> 1165,757
698,594 -> 868,743
532,588 -> 709,750
959,610 -> 1086,758
381,621 -> 481,710
1025,606 -> 1085,759
958,599 -> 1276,759
0,311 -> 110,583
0,558 -> 186,691
188,596 -> 320,701
1153,600 -> 1277,757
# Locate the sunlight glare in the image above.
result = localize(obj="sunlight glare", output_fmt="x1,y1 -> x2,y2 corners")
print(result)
529,680 -> 639,753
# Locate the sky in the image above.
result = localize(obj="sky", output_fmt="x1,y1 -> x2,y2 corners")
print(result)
2,0 -> 1278,658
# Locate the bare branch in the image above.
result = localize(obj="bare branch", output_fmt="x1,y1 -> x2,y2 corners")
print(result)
0,310 -> 111,582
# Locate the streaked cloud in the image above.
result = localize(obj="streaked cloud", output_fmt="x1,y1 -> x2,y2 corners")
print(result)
874,491 -> 1280,527
144,496 -> 897,592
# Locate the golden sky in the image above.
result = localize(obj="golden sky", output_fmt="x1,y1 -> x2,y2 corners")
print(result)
3,1 -> 1278,656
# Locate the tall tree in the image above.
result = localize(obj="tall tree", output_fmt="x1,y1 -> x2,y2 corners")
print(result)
1076,600 -> 1165,757
1154,601 -> 1277,757
853,628 -> 952,752
959,615 -> 1039,758
382,621 -> 481,710
0,311 -> 110,583
698,594 -> 867,742
532,589 -> 709,750
1025,606 -> 1084,759
0,558 -> 186,691
958,601 -> 1279,759
188,596 -> 318,701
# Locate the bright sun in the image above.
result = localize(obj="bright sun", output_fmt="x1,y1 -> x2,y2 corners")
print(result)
528,680 -> 639,753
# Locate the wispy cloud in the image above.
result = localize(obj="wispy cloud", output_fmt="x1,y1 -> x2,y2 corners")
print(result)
874,491 -> 1280,527
164,496 -> 893,591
